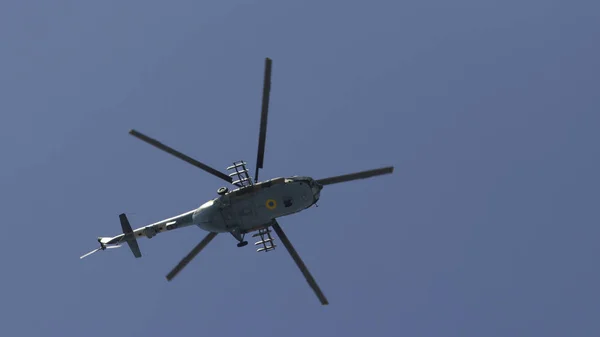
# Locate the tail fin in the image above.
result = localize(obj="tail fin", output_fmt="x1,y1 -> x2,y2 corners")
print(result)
119,213 -> 142,258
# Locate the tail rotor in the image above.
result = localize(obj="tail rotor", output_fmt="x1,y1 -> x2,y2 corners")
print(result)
79,213 -> 142,260
79,238 -> 122,259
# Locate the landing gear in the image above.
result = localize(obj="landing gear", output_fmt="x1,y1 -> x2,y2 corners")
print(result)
230,228 -> 248,248
217,187 -> 229,195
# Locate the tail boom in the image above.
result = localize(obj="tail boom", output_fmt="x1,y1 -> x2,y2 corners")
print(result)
82,210 -> 196,259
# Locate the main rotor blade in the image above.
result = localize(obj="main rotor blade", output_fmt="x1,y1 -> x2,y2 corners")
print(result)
254,57 -> 273,183
129,129 -> 232,184
166,232 -> 218,281
316,166 -> 394,186
271,222 -> 328,305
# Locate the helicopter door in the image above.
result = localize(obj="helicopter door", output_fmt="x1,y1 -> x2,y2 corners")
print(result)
236,199 -> 257,229
218,195 -> 237,230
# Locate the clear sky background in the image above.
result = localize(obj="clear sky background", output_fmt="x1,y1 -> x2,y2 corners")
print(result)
1,1 -> 599,336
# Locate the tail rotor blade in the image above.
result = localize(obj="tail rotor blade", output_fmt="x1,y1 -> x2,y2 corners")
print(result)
166,232 -> 218,281
79,245 -> 122,259
254,57 -> 273,183
129,129 -> 232,184
80,248 -> 101,259
316,166 -> 394,186
271,222 -> 329,305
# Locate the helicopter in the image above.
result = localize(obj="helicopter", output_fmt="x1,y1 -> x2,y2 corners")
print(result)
80,57 -> 394,305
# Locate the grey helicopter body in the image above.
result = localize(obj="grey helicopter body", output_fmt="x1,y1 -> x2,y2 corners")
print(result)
101,175 -> 321,247
82,58 -> 393,306
197,175 -> 321,234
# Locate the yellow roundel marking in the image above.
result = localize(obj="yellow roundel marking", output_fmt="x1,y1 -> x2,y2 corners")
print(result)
266,199 -> 277,210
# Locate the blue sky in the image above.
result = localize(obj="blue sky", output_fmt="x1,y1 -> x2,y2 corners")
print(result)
1,1 -> 599,336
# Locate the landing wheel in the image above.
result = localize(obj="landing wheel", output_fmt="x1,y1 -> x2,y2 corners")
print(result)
237,241 -> 248,248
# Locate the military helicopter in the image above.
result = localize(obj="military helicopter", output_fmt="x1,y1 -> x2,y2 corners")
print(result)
80,58 -> 394,305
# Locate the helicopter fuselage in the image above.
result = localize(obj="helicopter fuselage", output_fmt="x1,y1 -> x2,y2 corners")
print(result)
194,176 -> 322,233
101,176 -> 322,245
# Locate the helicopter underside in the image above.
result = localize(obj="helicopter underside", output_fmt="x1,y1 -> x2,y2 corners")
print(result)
192,177 -> 320,234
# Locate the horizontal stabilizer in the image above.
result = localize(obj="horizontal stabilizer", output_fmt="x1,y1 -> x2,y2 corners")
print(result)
119,213 -> 142,258
127,239 -> 142,258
